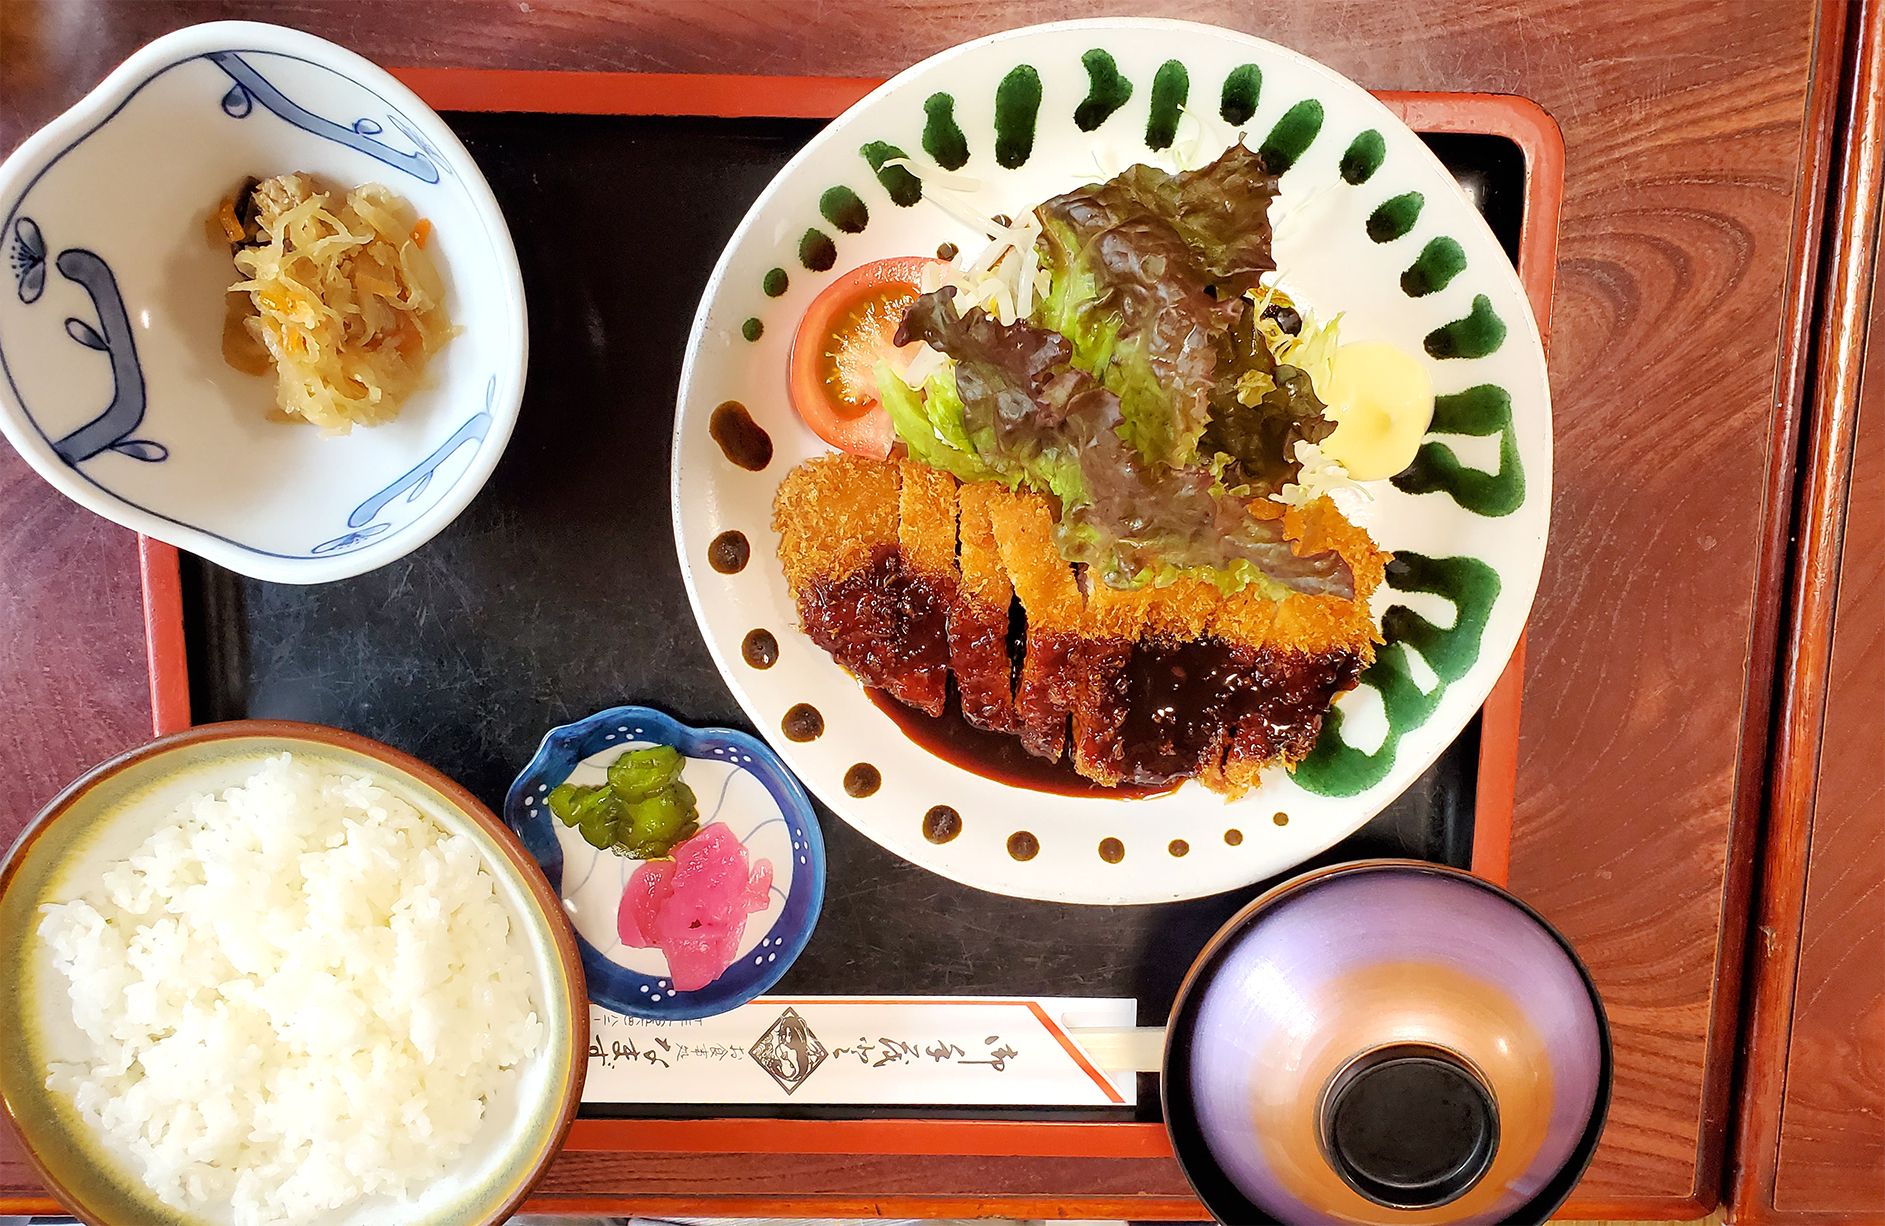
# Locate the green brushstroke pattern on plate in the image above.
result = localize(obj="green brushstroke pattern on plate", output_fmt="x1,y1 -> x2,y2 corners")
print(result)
1219,64 -> 1261,125
860,141 -> 924,206
1258,98 -> 1323,173
1295,554 -> 1502,796
994,66 -> 1043,168
1075,49 -> 1133,131
1145,60 -> 1189,150
1392,384 -> 1526,515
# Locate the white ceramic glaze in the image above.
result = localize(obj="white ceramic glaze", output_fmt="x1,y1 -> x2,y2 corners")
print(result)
0,22 -> 526,583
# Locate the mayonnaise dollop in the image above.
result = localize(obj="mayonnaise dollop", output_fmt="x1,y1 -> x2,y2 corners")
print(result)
1317,341 -> 1435,481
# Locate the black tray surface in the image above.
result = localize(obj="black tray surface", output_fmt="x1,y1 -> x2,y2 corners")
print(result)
181,113 -> 1520,1115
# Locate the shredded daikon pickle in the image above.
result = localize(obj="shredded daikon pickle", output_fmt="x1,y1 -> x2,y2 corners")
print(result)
227,174 -> 454,434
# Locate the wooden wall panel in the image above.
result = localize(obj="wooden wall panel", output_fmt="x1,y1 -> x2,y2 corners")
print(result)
1730,0 -> 1885,1219
1772,280 -> 1884,1215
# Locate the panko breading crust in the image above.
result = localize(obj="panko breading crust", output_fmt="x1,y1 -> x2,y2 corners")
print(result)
772,454 -> 1388,792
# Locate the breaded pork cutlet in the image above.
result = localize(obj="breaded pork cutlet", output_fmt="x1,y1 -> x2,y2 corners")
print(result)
772,452 -> 896,592
897,460 -> 958,580
772,454 -> 951,715
1089,502 -> 1384,793
892,460 -> 960,715
983,488 -> 1084,762
1210,498 -> 1386,794
1071,576 -> 1211,786
772,453 -> 1388,792
950,482 -> 1019,734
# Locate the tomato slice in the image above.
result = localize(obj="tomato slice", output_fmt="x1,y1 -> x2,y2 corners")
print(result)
788,256 -> 933,459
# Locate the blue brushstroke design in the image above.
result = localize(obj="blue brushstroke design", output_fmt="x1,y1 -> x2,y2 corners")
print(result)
341,377 -> 493,536
204,51 -> 439,184
49,250 -> 154,465
314,379 -> 495,554
383,109 -> 454,179
310,521 -> 392,555
110,438 -> 168,461
65,317 -> 105,350
740,816 -> 787,845
9,217 -> 44,303
344,412 -> 489,529
220,81 -> 253,117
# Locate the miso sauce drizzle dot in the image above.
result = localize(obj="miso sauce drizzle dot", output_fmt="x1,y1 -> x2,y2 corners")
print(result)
742,629 -> 778,669
844,763 -> 881,798
923,805 -> 961,844
781,703 -> 823,742
710,400 -> 771,471
708,531 -> 749,574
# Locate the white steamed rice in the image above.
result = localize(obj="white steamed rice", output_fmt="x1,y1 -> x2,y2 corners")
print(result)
37,752 -> 544,1226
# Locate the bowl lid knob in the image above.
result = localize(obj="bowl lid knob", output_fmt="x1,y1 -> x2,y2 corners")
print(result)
1321,1043 -> 1500,1210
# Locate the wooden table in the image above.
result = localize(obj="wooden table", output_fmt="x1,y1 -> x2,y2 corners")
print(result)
0,1 -> 1869,1219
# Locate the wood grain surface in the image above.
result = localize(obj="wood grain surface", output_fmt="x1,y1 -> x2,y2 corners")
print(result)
0,0 -> 1852,1217
1729,2 -> 1885,1218
1774,291 -> 1883,1217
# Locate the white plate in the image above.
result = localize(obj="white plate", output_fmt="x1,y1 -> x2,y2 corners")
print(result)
671,18 -> 1550,905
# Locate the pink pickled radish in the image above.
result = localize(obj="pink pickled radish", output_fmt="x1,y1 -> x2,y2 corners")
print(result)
615,823 -> 775,991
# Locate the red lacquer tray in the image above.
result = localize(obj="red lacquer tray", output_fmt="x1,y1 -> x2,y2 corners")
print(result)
93,74 -> 1563,1221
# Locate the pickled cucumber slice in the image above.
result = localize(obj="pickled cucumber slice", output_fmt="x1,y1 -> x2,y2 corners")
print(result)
548,747 -> 702,859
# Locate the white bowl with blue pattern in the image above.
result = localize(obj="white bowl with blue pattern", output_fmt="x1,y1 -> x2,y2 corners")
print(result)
0,22 -> 525,584
504,706 -> 826,1021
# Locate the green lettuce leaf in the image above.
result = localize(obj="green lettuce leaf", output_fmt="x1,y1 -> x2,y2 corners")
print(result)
876,360 -> 994,483
878,143 -> 1357,599
1200,307 -> 1336,500
892,288 -> 1352,598
1109,143 -> 1280,297
1028,142 -> 1281,469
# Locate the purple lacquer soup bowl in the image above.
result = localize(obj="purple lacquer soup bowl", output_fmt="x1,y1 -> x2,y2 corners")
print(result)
1163,861 -> 1611,1226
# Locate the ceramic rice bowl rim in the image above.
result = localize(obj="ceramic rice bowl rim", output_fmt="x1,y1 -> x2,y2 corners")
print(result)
503,705 -> 827,1021
0,21 -> 526,583
1160,860 -> 1612,1226
0,719 -> 586,1226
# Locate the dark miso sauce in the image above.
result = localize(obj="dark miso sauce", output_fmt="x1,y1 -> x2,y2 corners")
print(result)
867,687 -> 1171,800
843,762 -> 882,798
709,400 -> 772,471
741,629 -> 779,669
781,702 -> 824,742
708,530 -> 750,573
923,805 -> 962,843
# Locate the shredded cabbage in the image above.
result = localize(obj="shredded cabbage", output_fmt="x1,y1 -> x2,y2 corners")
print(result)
1255,288 -> 1343,400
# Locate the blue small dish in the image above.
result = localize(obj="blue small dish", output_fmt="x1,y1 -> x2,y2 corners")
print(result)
504,706 -> 824,1020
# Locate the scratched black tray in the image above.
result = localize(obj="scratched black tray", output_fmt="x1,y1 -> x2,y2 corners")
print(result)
178,112 -> 1523,1122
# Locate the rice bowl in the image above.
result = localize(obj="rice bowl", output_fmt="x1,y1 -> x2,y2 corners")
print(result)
0,722 -> 585,1226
